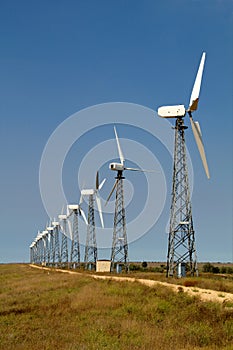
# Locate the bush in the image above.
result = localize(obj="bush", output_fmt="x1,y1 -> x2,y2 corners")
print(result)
129,264 -> 140,271
202,263 -> 233,274
226,266 -> 233,274
202,263 -> 220,273
142,261 -> 148,269
220,266 -> 227,274
212,266 -> 220,274
202,263 -> 214,273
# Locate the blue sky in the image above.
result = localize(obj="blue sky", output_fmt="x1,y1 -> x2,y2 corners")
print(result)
0,0 -> 232,263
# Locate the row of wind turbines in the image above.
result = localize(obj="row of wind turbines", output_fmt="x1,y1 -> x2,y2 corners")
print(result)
30,52 -> 210,276
30,127 -> 148,272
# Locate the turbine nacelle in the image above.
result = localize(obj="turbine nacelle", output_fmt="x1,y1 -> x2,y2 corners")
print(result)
109,162 -> 124,171
66,201 -> 88,226
52,221 -> 59,226
58,215 -> 66,220
81,189 -> 95,196
158,105 -> 186,118
68,204 -> 80,210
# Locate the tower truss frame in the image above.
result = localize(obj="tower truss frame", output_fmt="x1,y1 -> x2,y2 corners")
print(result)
167,118 -> 198,277
110,171 -> 129,273
70,209 -> 80,269
84,194 -> 98,270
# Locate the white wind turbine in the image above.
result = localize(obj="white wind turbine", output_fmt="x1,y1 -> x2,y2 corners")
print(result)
106,126 -> 154,273
157,51 -> 210,277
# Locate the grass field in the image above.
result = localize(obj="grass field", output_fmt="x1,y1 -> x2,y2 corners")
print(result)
0,264 -> 233,350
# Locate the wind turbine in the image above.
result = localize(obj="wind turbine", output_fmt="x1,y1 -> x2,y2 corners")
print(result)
81,171 -> 105,270
30,234 -> 40,264
157,52 -> 210,277
58,211 -> 69,268
67,199 -> 88,269
106,126 -> 151,273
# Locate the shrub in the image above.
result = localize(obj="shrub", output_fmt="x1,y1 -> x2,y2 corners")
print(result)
202,263 -> 214,273
226,266 -> 233,274
212,266 -> 220,274
220,266 -> 227,274
129,264 -> 140,271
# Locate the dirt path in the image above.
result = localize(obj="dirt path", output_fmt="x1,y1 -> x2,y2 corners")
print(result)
29,264 -> 233,304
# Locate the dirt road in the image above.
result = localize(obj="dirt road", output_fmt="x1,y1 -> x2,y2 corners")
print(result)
29,264 -> 233,304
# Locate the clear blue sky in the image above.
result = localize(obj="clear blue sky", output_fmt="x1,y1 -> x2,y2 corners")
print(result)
0,0 -> 232,263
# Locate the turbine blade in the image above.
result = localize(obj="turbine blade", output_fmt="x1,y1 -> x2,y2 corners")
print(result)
189,115 -> 210,179
67,218 -> 72,239
114,126 -> 125,165
96,194 -> 104,228
79,194 -> 83,205
124,167 -> 142,171
80,208 -> 88,225
66,206 -> 72,218
124,167 -> 157,172
59,222 -> 64,233
98,178 -> 106,190
105,179 -> 118,206
194,120 -> 202,136
188,52 -> 206,112
96,171 -> 99,190
78,180 -> 85,203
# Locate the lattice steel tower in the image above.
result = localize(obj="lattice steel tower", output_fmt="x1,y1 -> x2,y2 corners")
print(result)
53,223 -> 61,266
157,52 -> 210,277
106,127 -> 146,273
110,171 -> 129,273
69,207 -> 81,269
42,231 -> 48,265
167,118 -> 197,277
58,215 -> 69,267
84,194 -> 98,269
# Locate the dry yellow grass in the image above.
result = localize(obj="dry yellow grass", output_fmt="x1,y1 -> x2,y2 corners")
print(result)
0,264 -> 233,350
